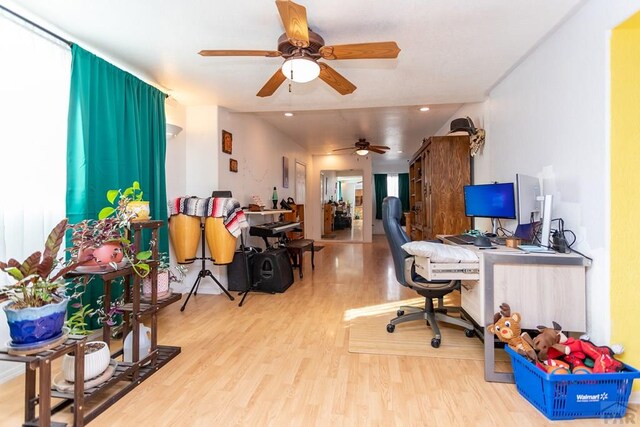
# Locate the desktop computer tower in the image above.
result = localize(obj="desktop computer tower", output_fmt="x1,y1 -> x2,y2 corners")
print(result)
252,247 -> 294,293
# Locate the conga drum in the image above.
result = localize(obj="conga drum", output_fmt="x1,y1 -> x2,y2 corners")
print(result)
204,217 -> 236,265
169,214 -> 201,264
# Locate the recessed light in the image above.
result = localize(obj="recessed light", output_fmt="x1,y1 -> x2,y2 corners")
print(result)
419,107 -> 430,112
397,150 -> 403,153
284,112 -> 294,117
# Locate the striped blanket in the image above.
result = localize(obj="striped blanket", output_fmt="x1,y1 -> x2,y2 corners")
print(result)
168,197 -> 248,238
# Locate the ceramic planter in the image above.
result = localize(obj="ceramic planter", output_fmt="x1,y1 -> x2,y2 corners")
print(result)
3,297 -> 68,345
62,341 -> 110,382
78,242 -> 124,268
126,201 -> 150,221
142,270 -> 170,297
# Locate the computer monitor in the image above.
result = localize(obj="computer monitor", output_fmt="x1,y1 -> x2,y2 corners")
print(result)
463,183 -> 516,219
515,174 -> 541,224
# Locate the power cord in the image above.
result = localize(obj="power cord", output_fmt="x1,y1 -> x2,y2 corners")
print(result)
549,217 -> 593,262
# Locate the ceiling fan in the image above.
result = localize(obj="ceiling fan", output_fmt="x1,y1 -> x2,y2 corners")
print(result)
333,138 -> 390,155
199,0 -> 400,97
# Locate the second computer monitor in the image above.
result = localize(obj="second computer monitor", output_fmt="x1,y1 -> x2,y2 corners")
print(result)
463,182 -> 516,220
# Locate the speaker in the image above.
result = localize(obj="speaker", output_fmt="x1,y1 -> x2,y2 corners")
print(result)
227,247 -> 259,291
252,248 -> 294,293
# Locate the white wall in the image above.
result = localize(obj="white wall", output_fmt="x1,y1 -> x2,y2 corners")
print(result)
165,97 -> 187,201
322,170 -> 337,204
168,106 -> 312,295
217,108 -> 311,246
342,182 -> 356,208
310,155 -> 373,242
436,1 -> 640,343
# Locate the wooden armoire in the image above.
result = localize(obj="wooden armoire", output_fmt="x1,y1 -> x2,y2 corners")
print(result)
409,135 -> 471,240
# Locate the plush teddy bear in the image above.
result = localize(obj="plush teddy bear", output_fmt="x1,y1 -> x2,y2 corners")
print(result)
487,303 -> 537,362
533,322 -> 570,361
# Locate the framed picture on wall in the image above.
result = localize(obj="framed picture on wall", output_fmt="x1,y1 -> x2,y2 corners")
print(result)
283,156 -> 289,188
222,130 -> 232,154
230,158 -> 238,173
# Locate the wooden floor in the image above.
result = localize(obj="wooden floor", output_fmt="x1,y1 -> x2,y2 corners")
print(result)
0,236 -> 636,426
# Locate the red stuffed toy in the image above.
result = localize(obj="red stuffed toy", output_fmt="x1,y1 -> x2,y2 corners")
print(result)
533,323 -> 624,374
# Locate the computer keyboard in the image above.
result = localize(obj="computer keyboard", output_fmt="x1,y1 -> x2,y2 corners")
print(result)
446,234 -> 476,245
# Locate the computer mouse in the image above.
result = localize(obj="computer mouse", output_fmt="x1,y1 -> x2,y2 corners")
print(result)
473,236 -> 493,248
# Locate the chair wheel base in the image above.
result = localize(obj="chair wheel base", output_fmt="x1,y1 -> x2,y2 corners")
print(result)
431,338 -> 441,348
465,329 -> 475,338
386,324 -> 395,333
396,309 -> 404,316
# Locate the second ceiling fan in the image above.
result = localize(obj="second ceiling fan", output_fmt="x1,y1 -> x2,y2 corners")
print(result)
199,0 -> 400,97
333,139 -> 390,155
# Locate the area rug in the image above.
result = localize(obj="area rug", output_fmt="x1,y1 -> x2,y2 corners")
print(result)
348,314 -> 510,363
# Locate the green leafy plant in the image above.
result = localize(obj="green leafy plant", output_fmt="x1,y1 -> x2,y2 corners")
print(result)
65,303 -> 94,335
0,219 -> 85,309
98,181 -> 144,220
157,252 -> 187,284
68,183 -> 153,278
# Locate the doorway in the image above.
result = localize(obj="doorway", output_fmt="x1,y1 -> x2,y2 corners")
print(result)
320,169 -> 364,242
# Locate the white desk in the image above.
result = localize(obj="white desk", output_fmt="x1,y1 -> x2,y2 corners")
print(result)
426,237 -> 590,382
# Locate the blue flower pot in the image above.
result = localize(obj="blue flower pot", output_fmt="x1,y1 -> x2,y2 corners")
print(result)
3,298 -> 68,345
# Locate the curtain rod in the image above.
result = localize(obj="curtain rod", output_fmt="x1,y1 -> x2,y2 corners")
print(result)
0,5 -> 169,98
0,4 -> 72,47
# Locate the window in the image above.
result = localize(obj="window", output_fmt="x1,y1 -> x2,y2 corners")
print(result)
0,11 -> 71,286
387,174 -> 399,198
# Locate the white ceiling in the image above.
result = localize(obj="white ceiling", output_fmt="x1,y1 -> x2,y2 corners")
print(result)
7,0 -> 582,162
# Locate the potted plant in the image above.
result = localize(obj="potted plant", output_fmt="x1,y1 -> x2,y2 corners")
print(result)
61,340 -> 111,383
68,185 -> 152,277
100,181 -> 149,222
0,219 -> 84,345
142,253 -> 187,298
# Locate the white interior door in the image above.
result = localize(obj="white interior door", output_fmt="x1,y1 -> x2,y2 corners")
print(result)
295,161 -> 306,204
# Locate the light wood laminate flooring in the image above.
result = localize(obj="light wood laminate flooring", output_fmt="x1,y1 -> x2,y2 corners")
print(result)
0,236 -> 634,426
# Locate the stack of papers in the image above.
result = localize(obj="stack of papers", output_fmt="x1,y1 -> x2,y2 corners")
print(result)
517,245 -> 555,254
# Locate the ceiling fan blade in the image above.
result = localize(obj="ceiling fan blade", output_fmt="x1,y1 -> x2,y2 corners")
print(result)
318,63 -> 356,95
333,147 -> 356,152
369,145 -> 390,150
256,68 -> 287,97
320,42 -> 401,60
199,50 -> 282,57
369,147 -> 387,154
276,0 -> 309,48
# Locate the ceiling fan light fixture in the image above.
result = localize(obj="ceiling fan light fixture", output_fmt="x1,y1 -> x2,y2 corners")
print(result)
281,56 -> 320,83
356,149 -> 369,156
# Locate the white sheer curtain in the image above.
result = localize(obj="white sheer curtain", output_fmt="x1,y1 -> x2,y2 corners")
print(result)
0,11 -> 70,381
0,12 -> 70,286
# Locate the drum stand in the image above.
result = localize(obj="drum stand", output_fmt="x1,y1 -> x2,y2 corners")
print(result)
180,223 -> 235,312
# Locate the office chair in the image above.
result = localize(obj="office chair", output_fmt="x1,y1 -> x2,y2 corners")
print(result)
382,196 -> 474,348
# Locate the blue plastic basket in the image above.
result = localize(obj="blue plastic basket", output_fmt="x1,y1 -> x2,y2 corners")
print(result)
505,346 -> 640,420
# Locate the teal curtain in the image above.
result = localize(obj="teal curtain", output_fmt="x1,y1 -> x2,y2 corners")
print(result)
399,173 -> 410,212
66,45 -> 168,328
374,174 -> 388,220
